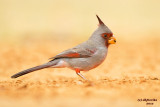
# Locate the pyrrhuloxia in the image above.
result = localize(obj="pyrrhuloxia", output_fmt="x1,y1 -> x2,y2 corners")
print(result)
11,15 -> 116,80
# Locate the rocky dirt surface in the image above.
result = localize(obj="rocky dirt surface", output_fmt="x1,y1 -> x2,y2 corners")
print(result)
0,38 -> 160,107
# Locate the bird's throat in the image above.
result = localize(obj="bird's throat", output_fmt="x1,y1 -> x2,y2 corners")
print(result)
105,40 -> 109,48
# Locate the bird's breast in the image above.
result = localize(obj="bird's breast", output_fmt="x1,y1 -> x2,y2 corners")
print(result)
64,47 -> 108,71
91,47 -> 108,65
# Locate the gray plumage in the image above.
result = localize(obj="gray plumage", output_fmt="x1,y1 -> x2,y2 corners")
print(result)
11,15 -> 116,80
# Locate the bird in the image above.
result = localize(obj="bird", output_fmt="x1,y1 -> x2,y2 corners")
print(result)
11,15 -> 116,80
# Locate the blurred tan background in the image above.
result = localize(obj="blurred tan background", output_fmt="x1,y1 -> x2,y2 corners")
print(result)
0,0 -> 160,107
0,0 -> 160,42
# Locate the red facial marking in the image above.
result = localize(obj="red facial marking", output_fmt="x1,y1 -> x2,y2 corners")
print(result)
101,33 -> 113,39
101,33 -> 113,48
105,41 -> 109,48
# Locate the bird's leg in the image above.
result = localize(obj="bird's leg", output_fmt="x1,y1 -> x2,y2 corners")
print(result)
75,69 -> 87,80
75,69 -> 94,86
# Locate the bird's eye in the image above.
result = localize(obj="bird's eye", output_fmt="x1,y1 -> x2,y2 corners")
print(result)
104,35 -> 107,37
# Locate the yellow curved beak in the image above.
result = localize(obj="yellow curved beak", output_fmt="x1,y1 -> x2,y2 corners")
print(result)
108,36 -> 116,44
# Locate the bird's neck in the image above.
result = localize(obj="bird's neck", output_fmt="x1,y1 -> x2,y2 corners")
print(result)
88,34 -> 106,48
105,40 -> 110,48
87,36 -> 107,48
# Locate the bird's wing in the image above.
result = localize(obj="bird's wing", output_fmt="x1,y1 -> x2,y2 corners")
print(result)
49,47 -> 96,61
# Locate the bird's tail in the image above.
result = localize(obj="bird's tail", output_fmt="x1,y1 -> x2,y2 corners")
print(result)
11,62 -> 56,78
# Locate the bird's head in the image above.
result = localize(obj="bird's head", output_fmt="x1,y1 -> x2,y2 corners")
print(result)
96,15 -> 116,47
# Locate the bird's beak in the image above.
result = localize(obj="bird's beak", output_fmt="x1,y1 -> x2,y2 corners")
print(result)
108,36 -> 116,44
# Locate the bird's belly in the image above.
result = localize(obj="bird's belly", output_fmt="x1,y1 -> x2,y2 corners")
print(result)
66,49 -> 108,71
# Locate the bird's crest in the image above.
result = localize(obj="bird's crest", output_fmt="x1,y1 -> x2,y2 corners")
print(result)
96,15 -> 104,25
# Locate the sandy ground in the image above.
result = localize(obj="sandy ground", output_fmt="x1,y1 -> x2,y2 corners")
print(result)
0,37 -> 160,107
